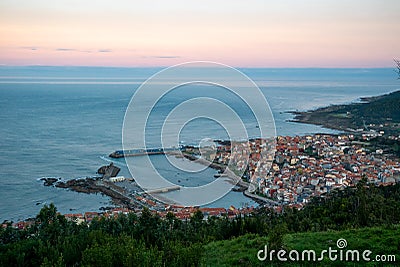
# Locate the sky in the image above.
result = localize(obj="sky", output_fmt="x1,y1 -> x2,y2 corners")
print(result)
0,0 -> 399,67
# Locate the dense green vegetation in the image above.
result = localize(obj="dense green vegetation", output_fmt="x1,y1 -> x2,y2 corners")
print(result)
354,90 -> 400,123
1,180 -> 400,266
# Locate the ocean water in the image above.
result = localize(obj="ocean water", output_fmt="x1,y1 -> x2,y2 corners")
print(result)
0,66 -> 399,222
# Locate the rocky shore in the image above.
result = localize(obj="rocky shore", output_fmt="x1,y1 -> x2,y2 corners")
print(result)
41,176 -> 139,209
40,177 -> 60,186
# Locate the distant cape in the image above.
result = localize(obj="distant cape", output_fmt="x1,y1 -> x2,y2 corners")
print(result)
288,90 -> 400,135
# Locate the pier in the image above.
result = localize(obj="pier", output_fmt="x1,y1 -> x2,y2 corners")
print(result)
140,185 -> 181,195
109,147 -> 180,158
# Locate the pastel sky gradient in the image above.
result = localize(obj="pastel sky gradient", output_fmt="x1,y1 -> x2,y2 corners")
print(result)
0,0 -> 399,67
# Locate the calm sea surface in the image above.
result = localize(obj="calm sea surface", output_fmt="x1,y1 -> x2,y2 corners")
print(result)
0,66 -> 399,222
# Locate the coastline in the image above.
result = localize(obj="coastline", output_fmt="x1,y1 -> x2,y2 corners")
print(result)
42,177 -> 141,210
35,130 -> 400,224
288,90 -> 400,135
40,151 -> 266,213
36,90 -> 400,219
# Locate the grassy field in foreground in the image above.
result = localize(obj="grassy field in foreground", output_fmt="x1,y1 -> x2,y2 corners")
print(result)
202,225 -> 400,266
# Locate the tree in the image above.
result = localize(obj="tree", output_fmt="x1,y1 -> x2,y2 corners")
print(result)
395,59 -> 400,79
36,203 -> 58,226
268,223 -> 288,250
35,203 -> 68,244
356,177 -> 368,226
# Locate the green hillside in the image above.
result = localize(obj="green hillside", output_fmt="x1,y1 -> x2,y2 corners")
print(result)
203,226 -> 400,266
356,90 -> 400,123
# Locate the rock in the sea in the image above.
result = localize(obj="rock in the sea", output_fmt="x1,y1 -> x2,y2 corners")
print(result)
97,162 -> 121,179
40,177 -> 60,187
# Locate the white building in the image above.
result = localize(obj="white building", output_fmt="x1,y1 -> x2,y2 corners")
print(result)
109,176 -> 125,182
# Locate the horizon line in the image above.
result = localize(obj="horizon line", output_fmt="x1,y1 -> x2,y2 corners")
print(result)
0,64 -> 397,69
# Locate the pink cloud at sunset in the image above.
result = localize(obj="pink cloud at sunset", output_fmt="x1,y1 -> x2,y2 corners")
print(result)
0,0 -> 399,67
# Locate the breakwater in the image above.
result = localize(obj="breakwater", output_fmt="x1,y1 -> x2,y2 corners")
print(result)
109,147 -> 180,158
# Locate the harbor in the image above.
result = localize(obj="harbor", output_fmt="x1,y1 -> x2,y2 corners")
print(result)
40,148 -> 260,216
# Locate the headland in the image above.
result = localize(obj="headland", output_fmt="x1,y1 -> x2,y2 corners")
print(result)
289,90 -> 400,136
